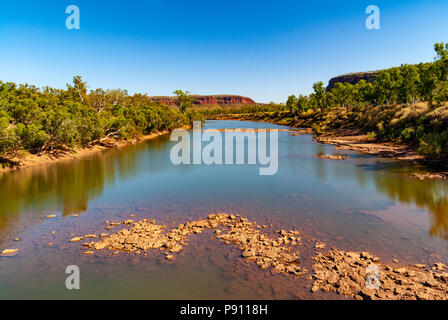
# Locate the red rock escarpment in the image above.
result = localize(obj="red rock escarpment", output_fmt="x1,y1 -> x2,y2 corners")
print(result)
150,95 -> 256,106
326,71 -> 380,91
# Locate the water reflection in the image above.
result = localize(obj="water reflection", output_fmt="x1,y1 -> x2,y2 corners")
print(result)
372,172 -> 448,240
311,150 -> 448,240
0,136 -> 175,233
0,121 -> 447,243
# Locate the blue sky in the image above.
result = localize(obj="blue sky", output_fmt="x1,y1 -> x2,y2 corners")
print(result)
0,0 -> 447,102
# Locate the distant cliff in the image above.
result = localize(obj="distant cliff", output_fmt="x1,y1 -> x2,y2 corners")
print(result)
150,95 -> 256,106
326,71 -> 380,91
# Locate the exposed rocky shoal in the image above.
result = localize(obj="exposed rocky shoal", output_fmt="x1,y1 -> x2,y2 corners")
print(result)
317,154 -> 348,161
312,249 -> 448,300
410,172 -> 448,180
81,213 -> 306,277
73,213 -> 448,300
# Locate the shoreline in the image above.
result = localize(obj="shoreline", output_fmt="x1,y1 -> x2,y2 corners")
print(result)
208,115 -> 448,174
0,125 -> 191,174
2,116 -> 447,176
314,129 -> 424,162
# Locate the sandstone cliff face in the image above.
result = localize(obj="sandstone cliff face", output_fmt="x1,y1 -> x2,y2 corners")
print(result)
326,71 -> 379,91
150,95 -> 256,106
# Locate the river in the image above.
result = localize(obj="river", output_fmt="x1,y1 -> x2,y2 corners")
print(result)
0,120 -> 446,299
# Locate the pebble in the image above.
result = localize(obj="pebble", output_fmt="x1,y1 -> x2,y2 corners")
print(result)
1,249 -> 19,256
315,242 -> 326,249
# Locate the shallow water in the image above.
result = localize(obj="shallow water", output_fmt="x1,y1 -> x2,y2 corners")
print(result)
0,120 -> 447,299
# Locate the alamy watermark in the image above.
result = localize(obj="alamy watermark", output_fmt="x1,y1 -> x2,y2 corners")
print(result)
365,5 -> 380,30
365,264 -> 380,289
66,5 -> 80,30
64,5 -> 378,31
65,265 -> 80,290
170,121 -> 278,175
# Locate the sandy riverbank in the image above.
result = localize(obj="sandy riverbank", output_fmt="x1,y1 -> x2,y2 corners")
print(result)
314,129 -> 424,162
314,129 -> 448,177
209,116 -> 448,174
0,126 -> 190,174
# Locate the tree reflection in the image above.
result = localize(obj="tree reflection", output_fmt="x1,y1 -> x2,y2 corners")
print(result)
0,135 -> 174,233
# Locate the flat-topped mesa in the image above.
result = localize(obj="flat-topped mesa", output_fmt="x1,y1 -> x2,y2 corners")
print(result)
150,95 -> 257,106
326,71 -> 380,91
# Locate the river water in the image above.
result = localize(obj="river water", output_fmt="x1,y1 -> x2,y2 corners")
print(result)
0,120 -> 446,299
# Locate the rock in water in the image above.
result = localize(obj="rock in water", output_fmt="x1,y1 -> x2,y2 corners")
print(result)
1,249 -> 19,256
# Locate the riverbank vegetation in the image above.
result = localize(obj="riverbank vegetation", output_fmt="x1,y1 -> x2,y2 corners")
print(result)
285,43 -> 448,157
284,44 -> 448,157
2,42 -> 448,166
204,43 -> 448,158
0,76 -> 199,166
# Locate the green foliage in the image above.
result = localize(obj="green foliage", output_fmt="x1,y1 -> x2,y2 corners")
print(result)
311,123 -> 322,135
367,131 -> 376,140
418,133 -> 443,156
286,95 -> 298,112
280,42 -> 448,157
297,95 -> 310,113
198,103 -> 287,117
0,110 -> 17,153
287,43 -> 448,111
0,77 -> 188,156
312,81 -> 328,109
173,90 -> 195,113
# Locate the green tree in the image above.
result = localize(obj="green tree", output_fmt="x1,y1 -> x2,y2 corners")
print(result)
331,83 -> 355,112
399,64 -> 420,104
297,95 -> 310,113
0,77 -> 189,157
67,76 -> 88,104
312,81 -> 327,109
173,90 -> 194,113
418,63 -> 438,108
433,43 -> 448,105
286,95 -> 298,113
375,71 -> 397,107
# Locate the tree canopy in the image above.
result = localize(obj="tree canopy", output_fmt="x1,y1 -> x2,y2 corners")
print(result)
0,77 -> 192,157
286,43 -> 448,113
